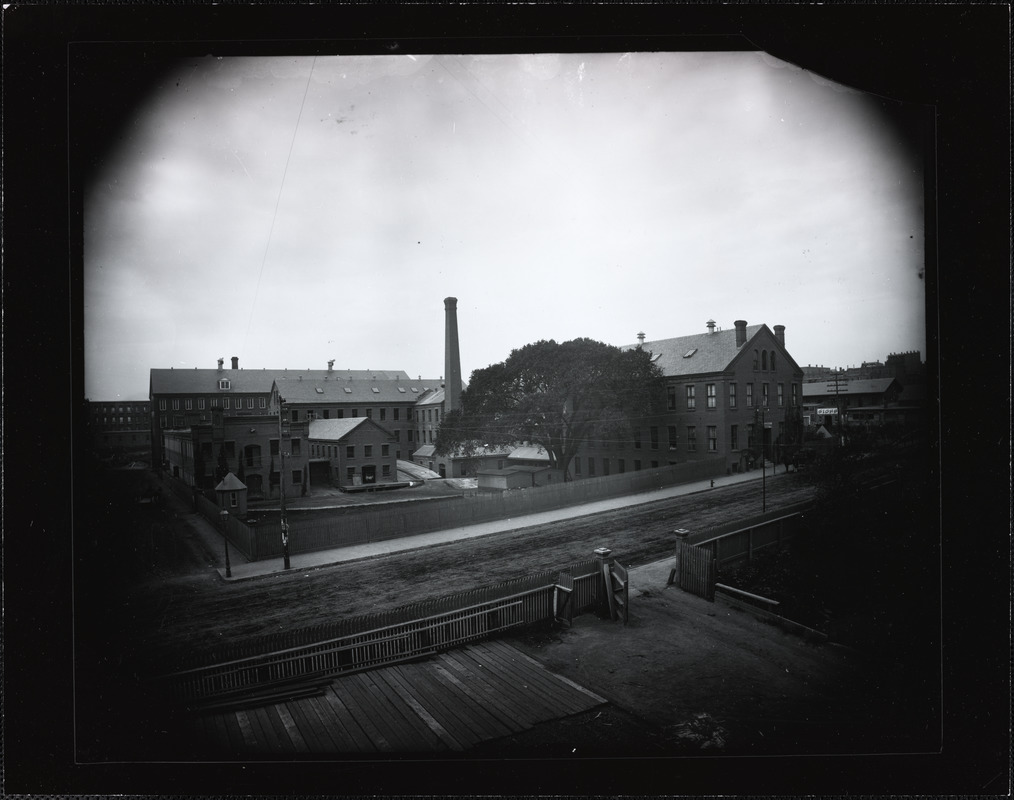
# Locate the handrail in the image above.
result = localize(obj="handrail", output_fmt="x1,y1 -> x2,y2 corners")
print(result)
164,599 -> 528,679
693,510 -> 804,547
715,583 -> 780,607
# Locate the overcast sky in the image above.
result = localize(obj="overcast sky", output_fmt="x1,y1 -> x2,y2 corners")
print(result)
83,51 -> 926,400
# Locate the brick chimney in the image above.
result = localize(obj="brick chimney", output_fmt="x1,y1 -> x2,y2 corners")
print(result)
637,332 -> 646,346
734,320 -> 747,347
327,359 -> 335,372
444,297 -> 463,414
706,319 -> 716,334
217,358 -> 224,370
774,325 -> 785,347
231,356 -> 239,370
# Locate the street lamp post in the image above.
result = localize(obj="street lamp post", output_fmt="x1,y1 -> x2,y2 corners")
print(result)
219,508 -> 232,578
278,401 -> 291,570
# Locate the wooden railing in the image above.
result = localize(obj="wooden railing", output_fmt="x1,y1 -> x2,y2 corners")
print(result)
156,557 -> 614,706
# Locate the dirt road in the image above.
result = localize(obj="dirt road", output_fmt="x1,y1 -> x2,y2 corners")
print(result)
125,475 -> 816,665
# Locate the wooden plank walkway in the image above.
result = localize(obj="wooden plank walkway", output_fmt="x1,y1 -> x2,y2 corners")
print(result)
185,640 -> 607,754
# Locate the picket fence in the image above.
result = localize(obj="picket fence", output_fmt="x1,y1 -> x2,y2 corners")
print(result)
156,557 -> 609,705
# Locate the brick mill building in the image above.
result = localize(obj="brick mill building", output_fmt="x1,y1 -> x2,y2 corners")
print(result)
571,319 -> 805,477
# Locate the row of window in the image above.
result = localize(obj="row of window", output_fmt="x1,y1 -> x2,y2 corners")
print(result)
667,382 -> 798,411
575,458 -> 661,476
310,443 -> 392,460
298,406 -> 407,422
93,405 -> 149,414
591,420 -> 788,454
337,465 -> 393,481
159,396 -> 267,411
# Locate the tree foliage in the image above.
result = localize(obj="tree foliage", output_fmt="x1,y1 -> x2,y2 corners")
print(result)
435,338 -> 664,478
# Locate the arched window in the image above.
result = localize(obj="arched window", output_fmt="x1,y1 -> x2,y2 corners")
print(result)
762,350 -> 768,370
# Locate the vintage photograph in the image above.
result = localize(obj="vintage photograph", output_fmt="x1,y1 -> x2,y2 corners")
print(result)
4,6 -> 1002,796
77,45 -> 936,758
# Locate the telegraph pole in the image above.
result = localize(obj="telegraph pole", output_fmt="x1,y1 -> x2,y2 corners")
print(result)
826,369 -> 849,446
278,397 -> 291,570
755,406 -> 771,512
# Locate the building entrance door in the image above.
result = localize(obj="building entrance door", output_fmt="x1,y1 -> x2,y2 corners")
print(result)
362,465 -> 376,484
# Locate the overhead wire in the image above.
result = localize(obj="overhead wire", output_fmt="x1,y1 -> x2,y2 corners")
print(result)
243,55 -> 318,359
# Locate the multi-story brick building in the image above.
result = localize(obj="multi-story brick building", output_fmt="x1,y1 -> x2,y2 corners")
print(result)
572,319 -> 804,477
149,357 -> 409,470
269,370 -> 443,466
87,399 -> 151,458
163,409 -> 310,498
307,417 -> 399,489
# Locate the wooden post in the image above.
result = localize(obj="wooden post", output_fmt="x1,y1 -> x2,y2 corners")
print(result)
594,547 -> 614,618
667,529 -> 690,586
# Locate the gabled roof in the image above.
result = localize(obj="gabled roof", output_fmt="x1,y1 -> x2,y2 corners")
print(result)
150,369 -> 277,395
415,388 -> 445,407
802,377 -> 900,397
150,367 -> 411,396
619,324 -> 802,378
307,417 -> 395,442
508,445 -> 551,462
214,472 -> 247,491
274,376 -> 443,404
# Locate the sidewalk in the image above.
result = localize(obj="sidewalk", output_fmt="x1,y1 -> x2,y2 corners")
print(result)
172,467 -> 775,582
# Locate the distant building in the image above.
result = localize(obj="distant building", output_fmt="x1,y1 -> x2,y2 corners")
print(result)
163,409 -> 310,499
88,399 -> 151,458
307,417 -> 399,489
150,357 -> 420,500
477,465 -> 553,492
584,319 -> 806,476
270,369 -> 442,466
802,377 -> 920,428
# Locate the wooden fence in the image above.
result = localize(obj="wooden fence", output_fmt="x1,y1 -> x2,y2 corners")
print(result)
169,459 -> 727,562
249,459 -> 727,561
156,556 -> 615,706
666,508 -> 809,601
692,505 -> 809,568
675,541 -> 716,601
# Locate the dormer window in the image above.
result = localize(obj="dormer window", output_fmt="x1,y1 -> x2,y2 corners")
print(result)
372,387 -> 380,393
315,387 -> 324,394
683,348 -> 697,359
398,387 -> 407,393
344,387 -> 353,394
218,379 -> 231,390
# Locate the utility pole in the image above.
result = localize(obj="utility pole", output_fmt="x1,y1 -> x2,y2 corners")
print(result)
754,406 -> 771,512
826,369 -> 849,446
278,397 -> 291,570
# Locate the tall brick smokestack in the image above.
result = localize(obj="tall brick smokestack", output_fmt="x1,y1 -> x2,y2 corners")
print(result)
444,297 -> 462,414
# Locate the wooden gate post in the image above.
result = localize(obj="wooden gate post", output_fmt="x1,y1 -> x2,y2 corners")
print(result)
667,529 -> 690,586
594,547 -> 613,617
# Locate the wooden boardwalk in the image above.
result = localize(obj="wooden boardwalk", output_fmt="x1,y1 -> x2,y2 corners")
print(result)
185,639 -> 607,755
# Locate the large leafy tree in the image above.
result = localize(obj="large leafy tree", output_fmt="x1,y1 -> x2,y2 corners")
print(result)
435,338 -> 664,479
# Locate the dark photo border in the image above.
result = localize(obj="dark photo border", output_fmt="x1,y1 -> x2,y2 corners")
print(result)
3,3 -> 1009,796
